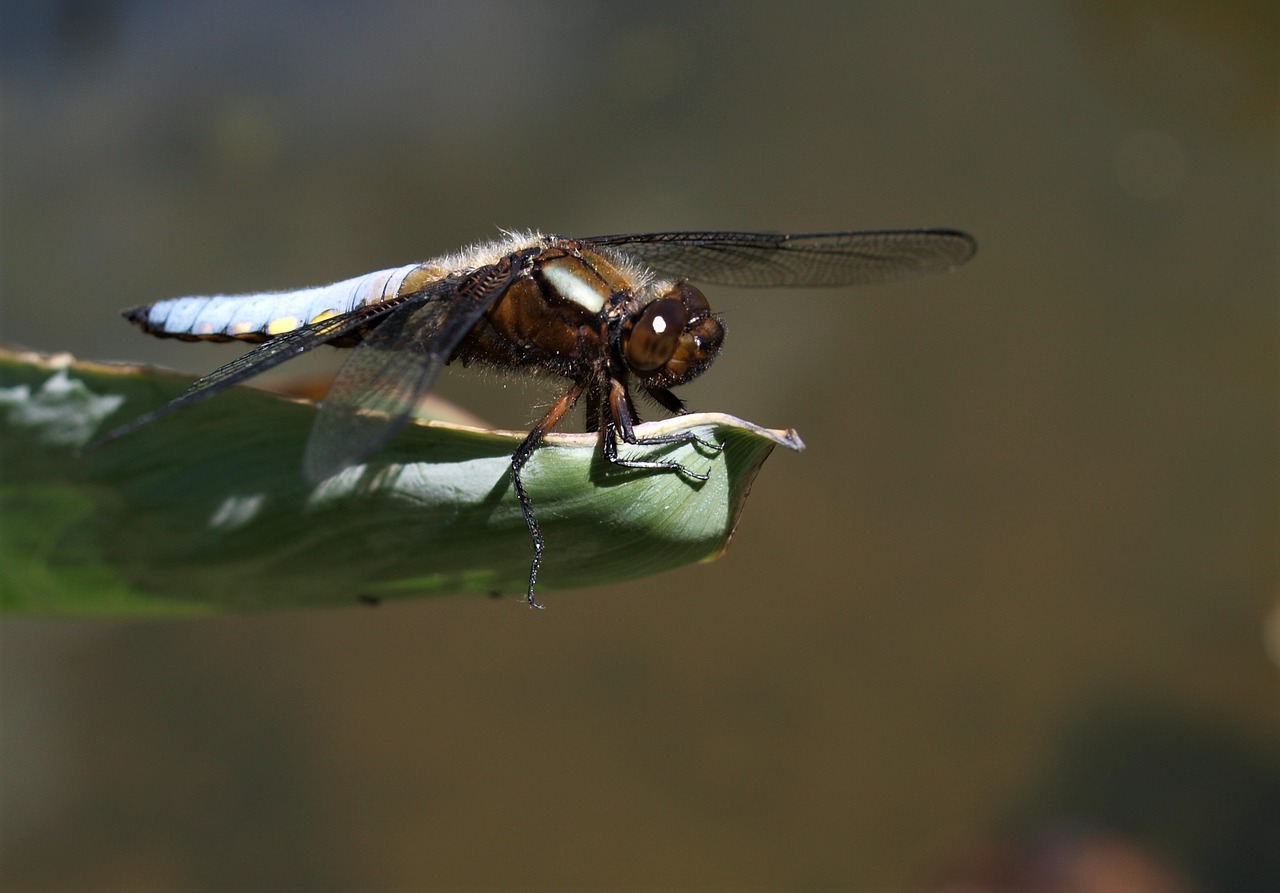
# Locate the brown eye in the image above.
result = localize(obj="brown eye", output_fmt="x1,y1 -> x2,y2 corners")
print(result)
672,281 -> 710,316
624,297 -> 688,372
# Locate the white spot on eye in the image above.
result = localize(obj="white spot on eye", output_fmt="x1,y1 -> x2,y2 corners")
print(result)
651,315 -> 668,334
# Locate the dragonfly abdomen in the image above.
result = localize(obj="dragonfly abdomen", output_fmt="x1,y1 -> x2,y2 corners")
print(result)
124,264 -> 432,343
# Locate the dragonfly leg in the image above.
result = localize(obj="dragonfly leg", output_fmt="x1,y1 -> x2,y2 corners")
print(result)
603,379 -> 716,481
511,382 -> 584,609
645,385 -> 724,454
645,384 -> 686,415
583,385 -> 603,433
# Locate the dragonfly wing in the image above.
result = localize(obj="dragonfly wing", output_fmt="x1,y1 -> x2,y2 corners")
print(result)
303,255 -> 528,483
580,229 -> 976,287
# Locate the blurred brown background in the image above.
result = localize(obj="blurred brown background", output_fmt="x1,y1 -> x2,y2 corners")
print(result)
1,1 -> 1276,889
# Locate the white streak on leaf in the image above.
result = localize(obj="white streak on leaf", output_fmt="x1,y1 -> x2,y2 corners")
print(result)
208,494 -> 266,530
0,370 -> 125,447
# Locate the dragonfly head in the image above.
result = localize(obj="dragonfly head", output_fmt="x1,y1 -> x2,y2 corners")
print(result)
620,281 -> 724,388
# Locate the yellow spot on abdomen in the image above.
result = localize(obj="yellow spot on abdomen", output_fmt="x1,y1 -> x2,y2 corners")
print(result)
228,321 -> 255,335
309,309 -> 338,324
397,266 -> 444,296
266,316 -> 300,335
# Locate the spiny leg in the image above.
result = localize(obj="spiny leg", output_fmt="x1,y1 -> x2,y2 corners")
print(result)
644,385 -> 724,454
583,386 -> 603,434
603,379 -> 716,481
511,382 -> 584,609
645,384 -> 686,416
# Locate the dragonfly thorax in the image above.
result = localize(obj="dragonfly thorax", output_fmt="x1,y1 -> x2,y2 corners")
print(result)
460,249 -> 623,373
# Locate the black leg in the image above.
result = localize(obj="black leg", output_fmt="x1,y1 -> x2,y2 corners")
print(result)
584,386 -> 602,433
603,379 -> 718,481
633,383 -> 724,454
644,386 -> 723,454
511,382 -> 583,608
646,385 -> 686,415
602,426 -> 711,481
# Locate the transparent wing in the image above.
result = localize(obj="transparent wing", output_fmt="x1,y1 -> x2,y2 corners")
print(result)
580,229 -> 976,287
303,256 -> 527,483
86,298 -> 411,449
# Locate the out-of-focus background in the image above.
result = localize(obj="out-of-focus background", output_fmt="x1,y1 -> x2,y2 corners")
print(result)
2,1 -> 1276,889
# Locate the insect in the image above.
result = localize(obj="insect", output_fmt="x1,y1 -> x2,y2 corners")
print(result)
97,229 -> 976,606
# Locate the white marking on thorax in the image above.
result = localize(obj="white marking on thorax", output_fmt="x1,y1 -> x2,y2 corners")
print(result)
540,263 -> 607,313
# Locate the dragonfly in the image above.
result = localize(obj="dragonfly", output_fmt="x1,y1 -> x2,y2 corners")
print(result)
96,228 -> 977,606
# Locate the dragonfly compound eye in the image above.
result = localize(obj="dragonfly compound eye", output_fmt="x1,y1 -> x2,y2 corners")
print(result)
624,297 -> 688,372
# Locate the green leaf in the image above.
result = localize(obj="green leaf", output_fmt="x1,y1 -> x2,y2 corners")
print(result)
0,348 -> 802,614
